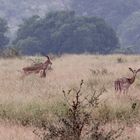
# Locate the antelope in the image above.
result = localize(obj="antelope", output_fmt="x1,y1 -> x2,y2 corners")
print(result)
39,55 -> 52,78
114,68 -> 140,94
22,55 -> 52,77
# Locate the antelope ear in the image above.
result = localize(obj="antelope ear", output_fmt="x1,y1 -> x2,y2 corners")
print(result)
129,67 -> 134,73
136,69 -> 140,73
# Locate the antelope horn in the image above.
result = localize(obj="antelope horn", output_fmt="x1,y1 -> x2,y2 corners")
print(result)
129,67 -> 134,73
40,52 -> 50,60
46,55 -> 50,60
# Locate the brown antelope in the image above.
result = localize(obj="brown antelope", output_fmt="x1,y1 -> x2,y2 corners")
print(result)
39,55 -> 52,78
114,68 -> 140,94
22,55 -> 52,77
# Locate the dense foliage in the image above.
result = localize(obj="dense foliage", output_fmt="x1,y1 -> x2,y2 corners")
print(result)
2,0 -> 140,52
0,18 -> 9,49
13,11 -> 119,55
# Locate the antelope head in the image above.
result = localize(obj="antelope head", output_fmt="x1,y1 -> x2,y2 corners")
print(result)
128,67 -> 140,84
41,52 -> 52,65
129,67 -> 140,76
45,55 -> 52,65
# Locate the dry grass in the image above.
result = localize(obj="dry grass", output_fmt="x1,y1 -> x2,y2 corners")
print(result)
0,121 -> 38,140
1,54 -> 140,139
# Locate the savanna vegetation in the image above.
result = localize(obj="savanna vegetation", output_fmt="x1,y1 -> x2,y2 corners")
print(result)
0,54 -> 140,139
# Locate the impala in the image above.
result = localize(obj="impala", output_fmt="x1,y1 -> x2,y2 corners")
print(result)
114,68 -> 140,94
22,55 -> 52,77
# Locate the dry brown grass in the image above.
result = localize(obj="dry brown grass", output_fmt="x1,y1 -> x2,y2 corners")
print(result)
1,54 -> 140,139
0,121 -> 38,140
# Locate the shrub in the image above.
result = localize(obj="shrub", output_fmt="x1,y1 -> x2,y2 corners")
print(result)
1,47 -> 21,58
34,80 -> 124,140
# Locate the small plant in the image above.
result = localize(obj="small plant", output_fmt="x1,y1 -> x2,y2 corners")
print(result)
101,68 -> 108,75
90,68 -> 108,75
29,58 -> 43,66
117,57 -> 126,63
1,47 -> 21,58
88,121 -> 124,140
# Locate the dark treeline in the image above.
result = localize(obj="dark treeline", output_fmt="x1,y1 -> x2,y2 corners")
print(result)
0,11 -> 119,55
0,18 -> 9,49
1,0 -> 140,54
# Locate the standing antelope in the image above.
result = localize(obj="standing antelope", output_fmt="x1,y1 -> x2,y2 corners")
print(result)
22,55 -> 52,77
114,68 -> 140,94
39,55 -> 52,78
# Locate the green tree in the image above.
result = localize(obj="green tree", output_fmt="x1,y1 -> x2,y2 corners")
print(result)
14,11 -> 119,55
0,18 -> 9,49
15,37 -> 41,55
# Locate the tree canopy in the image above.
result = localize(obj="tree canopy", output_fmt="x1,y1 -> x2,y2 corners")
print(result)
0,18 -> 9,49
2,0 -> 140,52
14,11 -> 119,55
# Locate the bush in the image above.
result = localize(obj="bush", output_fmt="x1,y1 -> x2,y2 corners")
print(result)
0,47 -> 21,58
34,80 -> 124,140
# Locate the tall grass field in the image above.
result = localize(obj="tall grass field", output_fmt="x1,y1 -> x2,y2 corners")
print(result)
1,54 -> 140,139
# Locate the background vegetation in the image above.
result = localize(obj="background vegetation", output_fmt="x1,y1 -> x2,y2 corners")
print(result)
12,11 -> 119,55
1,0 -> 140,54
